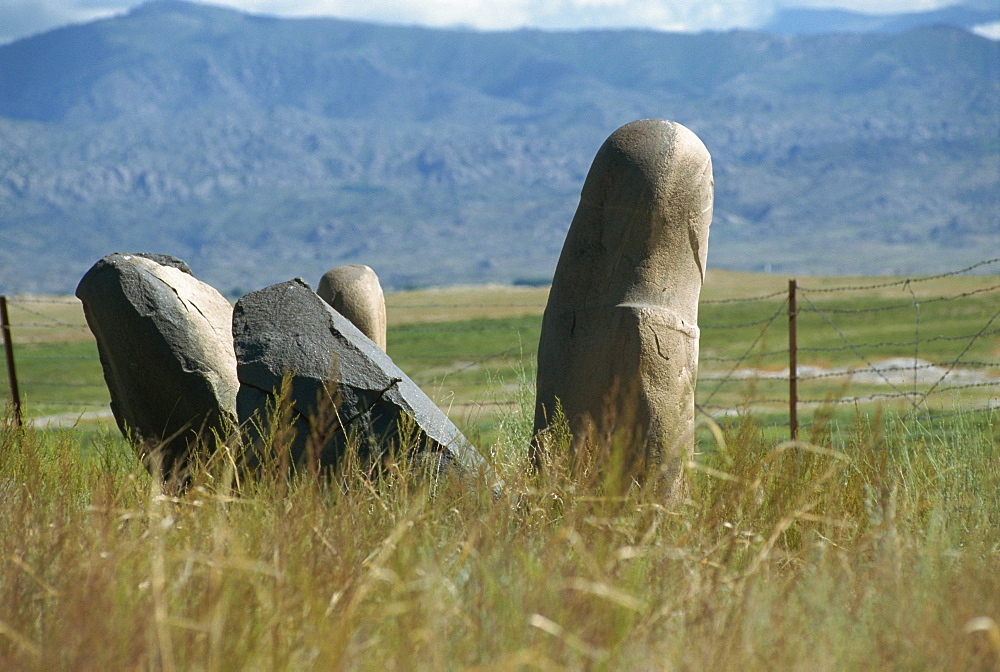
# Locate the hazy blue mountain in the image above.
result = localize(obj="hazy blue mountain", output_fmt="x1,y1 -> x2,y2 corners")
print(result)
765,2 -> 1000,35
0,0 -> 997,295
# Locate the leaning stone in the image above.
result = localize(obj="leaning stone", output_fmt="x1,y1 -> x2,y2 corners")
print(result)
317,264 -> 387,351
233,279 -> 492,483
76,253 -> 238,481
532,119 -> 713,498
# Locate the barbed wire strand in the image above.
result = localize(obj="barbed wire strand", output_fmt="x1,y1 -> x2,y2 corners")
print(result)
796,326 -> 1000,353
7,301 -> 89,329
5,296 -> 80,305
700,299 -> 788,407
919,306 -> 1000,405
669,325 -> 1000,363
394,352 -> 524,362
701,350 -> 790,363
798,380 -> 1000,406
796,284 -> 1000,314
701,312 -> 791,330
798,290 -> 923,411
702,360 -> 1000,384
9,322 -> 90,331
393,322 -> 540,334
16,381 -> 106,388
698,402 -> 997,428
700,289 -> 788,305
699,381 -> 998,411
387,302 -> 546,310
388,289 -> 791,308
797,258 -> 999,293
17,354 -> 95,361
700,326 -> 1000,364
409,345 -> 526,388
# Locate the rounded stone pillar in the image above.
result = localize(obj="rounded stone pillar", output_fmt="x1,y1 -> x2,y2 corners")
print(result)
317,264 -> 387,351
532,119 -> 713,498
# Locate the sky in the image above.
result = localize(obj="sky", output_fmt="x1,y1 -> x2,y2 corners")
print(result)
0,0 -> 987,44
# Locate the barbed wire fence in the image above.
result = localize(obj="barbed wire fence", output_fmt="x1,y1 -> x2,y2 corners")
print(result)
695,258 -> 1000,436
1,258 -> 997,433
0,294 -> 103,427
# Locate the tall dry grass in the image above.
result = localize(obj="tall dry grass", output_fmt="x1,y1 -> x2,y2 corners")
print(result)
0,396 -> 997,670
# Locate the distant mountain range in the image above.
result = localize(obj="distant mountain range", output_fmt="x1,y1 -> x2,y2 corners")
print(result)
765,2 -> 1000,35
0,0 -> 997,295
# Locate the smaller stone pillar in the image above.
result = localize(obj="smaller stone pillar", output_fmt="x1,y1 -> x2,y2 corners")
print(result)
317,265 -> 387,351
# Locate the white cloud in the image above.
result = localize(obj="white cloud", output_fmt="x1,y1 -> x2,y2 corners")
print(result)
971,20 -> 1000,39
223,0 -> 777,31
0,0 -> 128,43
0,0 -> 979,44
775,0 -> 956,14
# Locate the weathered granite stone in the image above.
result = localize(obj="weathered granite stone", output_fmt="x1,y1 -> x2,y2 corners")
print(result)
233,279 -> 492,482
76,253 -> 238,481
317,265 -> 387,351
532,119 -> 713,497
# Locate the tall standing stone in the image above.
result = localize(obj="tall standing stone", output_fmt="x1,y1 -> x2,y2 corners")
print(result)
76,253 -> 238,481
532,119 -> 713,497
317,265 -> 387,351
233,279 -> 493,484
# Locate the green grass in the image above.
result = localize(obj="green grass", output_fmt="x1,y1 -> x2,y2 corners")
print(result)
0,272 -> 997,669
1,272 -> 997,447
0,397 -> 997,670
4,341 -> 106,416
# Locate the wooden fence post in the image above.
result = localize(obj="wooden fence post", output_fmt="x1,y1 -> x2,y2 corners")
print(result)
788,279 -> 798,441
1,296 -> 22,427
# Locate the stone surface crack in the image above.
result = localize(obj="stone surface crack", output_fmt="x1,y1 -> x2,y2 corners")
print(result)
652,329 -> 670,361
152,271 -> 227,341
688,221 -> 704,282
335,377 -> 402,433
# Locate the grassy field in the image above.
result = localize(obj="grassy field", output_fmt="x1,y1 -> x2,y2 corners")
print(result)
2,270 -> 997,443
0,271 -> 998,669
1,389 -> 998,669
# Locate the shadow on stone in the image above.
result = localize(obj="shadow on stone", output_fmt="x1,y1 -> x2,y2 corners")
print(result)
233,279 -> 495,488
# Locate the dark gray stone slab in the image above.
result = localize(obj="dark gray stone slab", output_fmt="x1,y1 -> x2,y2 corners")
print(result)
75,253 -> 238,481
233,279 -> 492,481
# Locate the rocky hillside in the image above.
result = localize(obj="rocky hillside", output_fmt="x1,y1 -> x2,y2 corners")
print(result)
1,0 -> 997,294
